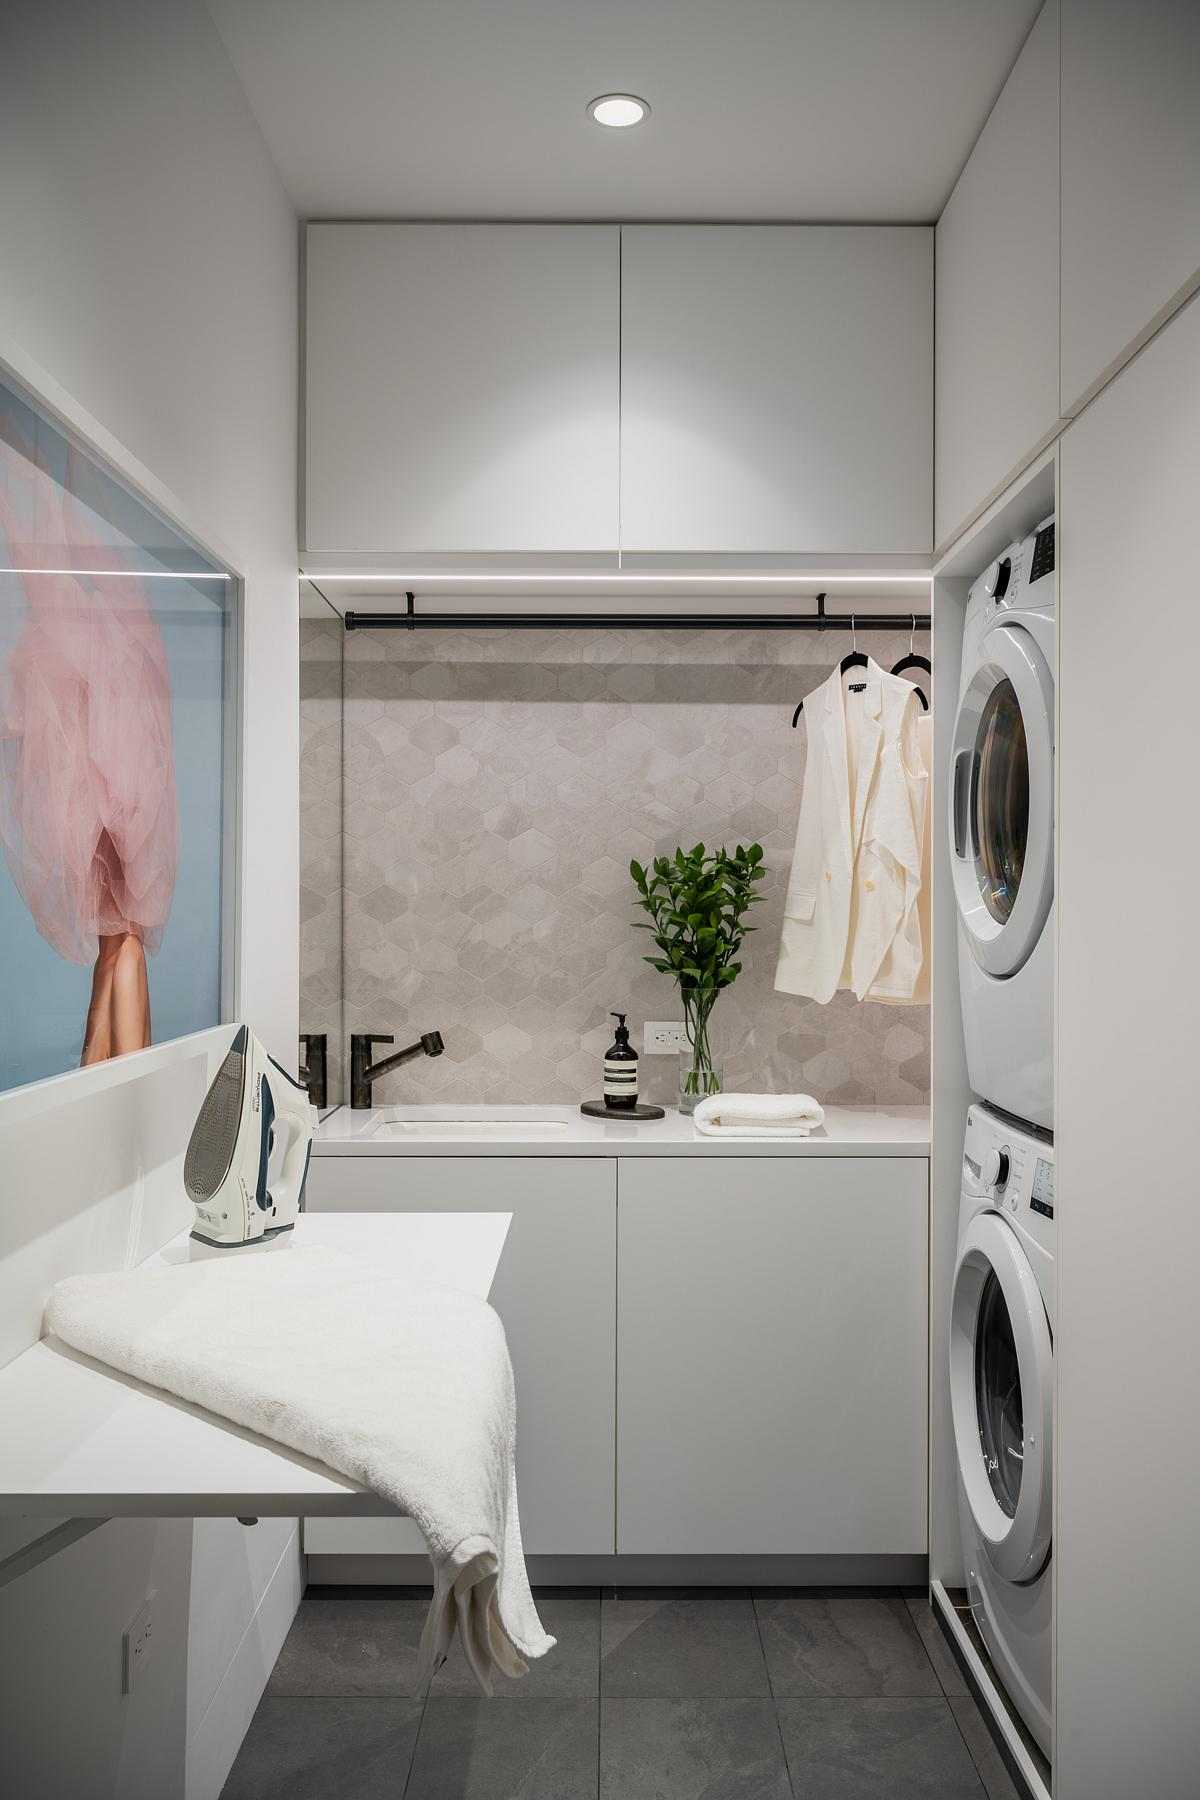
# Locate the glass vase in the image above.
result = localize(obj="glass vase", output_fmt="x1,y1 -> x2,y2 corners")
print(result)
678,997 -> 722,1115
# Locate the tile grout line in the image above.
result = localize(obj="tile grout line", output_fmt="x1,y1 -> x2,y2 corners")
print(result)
943,1694 -> 993,1800
596,1589 -> 603,1800
750,1592 -> 798,1799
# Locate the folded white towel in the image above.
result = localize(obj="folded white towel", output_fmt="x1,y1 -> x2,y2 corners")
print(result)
46,1246 -> 553,1693
691,1092 -> 826,1137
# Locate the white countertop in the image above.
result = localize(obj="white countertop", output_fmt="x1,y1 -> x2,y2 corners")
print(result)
0,1212 -> 510,1519
314,1102 -> 930,1157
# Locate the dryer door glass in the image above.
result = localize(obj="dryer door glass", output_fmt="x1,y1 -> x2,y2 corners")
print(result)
974,678 -> 1028,925
974,1269 -> 1023,1517
948,621 -> 1054,979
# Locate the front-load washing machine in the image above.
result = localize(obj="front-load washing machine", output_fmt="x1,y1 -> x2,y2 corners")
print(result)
951,516 -> 1056,1130
951,1103 -> 1055,1756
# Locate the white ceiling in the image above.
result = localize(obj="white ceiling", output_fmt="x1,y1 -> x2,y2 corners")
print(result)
208,0 -> 1041,222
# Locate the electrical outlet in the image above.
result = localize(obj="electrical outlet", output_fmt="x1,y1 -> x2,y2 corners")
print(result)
122,1593 -> 155,1695
643,1021 -> 689,1055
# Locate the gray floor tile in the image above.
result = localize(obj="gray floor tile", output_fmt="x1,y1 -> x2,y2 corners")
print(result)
405,1698 -> 599,1800
601,1698 -> 791,1800
949,1696 -> 1023,1800
777,1698 -> 986,1799
601,1590 -> 769,1697
266,1587 -> 429,1697
755,1595 -> 943,1698
430,1593 -> 599,1697
220,1697 -> 422,1799
905,1598 -> 970,1698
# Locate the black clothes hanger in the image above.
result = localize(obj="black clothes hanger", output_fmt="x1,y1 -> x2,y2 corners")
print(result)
792,611 -> 868,727
891,615 -> 931,711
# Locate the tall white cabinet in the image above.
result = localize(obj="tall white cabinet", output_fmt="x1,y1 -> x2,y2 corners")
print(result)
304,223 -> 621,555
1055,292 -> 1200,1797
934,0 -> 1061,551
1060,0 -> 1200,415
619,226 -> 933,556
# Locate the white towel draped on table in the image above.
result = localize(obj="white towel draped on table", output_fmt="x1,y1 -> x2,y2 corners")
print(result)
692,1093 -> 826,1137
46,1246 -> 553,1692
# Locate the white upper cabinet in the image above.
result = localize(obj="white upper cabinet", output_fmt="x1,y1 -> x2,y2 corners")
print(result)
1060,0 -> 1200,417
304,223 -> 620,555
935,0 -> 1060,552
618,226 -> 933,556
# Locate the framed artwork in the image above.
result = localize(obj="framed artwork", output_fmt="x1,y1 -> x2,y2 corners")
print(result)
0,372 -> 237,1093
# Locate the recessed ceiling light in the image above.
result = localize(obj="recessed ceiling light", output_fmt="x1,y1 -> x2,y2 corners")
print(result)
587,93 -> 650,129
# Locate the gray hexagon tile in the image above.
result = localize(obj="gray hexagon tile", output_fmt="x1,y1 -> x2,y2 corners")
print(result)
302,623 -> 930,1106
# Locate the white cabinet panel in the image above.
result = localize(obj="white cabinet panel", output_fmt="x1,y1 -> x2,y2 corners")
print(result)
616,1157 -> 928,1554
619,226 -> 933,555
305,223 -> 619,554
304,1157 -> 616,1554
935,0 -> 1060,551
1055,296 -> 1200,1797
1060,0 -> 1200,416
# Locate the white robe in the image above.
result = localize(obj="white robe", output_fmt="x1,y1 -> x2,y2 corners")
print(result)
775,659 -> 928,1005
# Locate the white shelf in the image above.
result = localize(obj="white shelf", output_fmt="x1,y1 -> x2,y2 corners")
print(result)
0,1212 -> 510,1519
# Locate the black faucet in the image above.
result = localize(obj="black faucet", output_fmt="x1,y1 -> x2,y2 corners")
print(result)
350,1031 -> 445,1109
298,1033 -> 328,1110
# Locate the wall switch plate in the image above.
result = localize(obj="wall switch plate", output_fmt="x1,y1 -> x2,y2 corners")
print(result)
643,1021 -> 689,1055
122,1593 -> 155,1695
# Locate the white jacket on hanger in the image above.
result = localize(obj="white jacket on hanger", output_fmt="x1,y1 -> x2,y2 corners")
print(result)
866,708 -> 932,1004
775,658 -> 927,1005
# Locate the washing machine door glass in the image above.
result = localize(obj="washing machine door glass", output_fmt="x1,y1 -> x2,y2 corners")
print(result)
975,1270 -> 1023,1516
951,1210 -> 1053,1583
950,622 -> 1054,977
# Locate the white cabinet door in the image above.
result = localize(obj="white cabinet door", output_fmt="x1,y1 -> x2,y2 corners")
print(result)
616,1157 -> 928,1554
935,0 -> 1061,551
1055,297 -> 1200,1798
1060,0 -> 1200,416
305,223 -> 619,554
304,1156 -> 616,1554
619,226 -> 933,555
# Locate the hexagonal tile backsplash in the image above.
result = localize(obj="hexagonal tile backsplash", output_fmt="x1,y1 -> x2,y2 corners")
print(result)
300,617 -> 931,1109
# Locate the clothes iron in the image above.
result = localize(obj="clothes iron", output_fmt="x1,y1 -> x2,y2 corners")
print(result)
185,1025 -> 317,1247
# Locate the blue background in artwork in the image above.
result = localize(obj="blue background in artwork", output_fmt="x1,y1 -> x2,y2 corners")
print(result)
0,380 -> 229,1092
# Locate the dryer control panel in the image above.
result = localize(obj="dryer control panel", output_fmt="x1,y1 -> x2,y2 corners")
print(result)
968,515 -> 1056,624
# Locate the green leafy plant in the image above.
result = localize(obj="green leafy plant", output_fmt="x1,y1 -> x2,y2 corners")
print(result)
629,842 -> 767,1106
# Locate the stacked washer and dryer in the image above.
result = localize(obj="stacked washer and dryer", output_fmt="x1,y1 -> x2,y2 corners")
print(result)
948,517 -> 1057,1757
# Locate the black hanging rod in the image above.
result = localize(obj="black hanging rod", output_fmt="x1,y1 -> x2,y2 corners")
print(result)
343,591 -> 930,633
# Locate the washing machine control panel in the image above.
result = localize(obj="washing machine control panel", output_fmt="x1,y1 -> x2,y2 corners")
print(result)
1030,1157 -> 1055,1218
963,1105 -> 1055,1225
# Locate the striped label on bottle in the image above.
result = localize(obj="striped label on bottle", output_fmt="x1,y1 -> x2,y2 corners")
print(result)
603,1059 -> 638,1099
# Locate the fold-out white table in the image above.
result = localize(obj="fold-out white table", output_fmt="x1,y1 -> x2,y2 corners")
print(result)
0,1213 -> 510,1575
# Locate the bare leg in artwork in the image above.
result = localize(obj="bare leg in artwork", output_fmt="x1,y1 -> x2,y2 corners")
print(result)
82,932 -> 151,1065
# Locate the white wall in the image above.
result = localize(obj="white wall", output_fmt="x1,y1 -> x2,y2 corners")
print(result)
0,3 -> 300,1796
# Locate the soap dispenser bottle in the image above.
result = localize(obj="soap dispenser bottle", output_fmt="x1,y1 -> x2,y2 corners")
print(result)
603,1013 -> 639,1112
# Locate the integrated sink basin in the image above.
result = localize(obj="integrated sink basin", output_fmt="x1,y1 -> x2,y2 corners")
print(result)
370,1106 -> 570,1140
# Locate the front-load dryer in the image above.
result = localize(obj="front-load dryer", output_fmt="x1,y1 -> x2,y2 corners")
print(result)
951,517 -> 1056,1129
951,1103 -> 1055,1757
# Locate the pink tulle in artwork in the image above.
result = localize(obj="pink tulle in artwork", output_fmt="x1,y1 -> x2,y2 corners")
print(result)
0,435 -> 179,989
